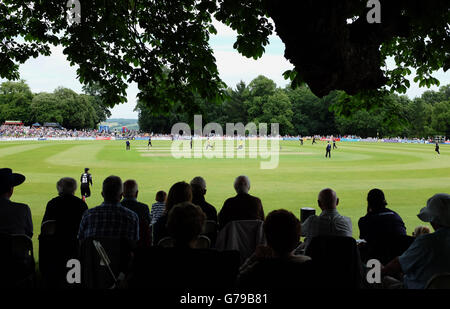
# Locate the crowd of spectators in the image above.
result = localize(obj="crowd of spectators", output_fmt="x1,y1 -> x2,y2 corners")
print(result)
0,125 -> 148,139
0,167 -> 449,290
2,125 -> 447,145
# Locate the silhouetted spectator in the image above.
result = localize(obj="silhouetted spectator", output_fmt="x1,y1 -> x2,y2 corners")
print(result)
382,193 -> 450,289
358,188 -> 406,243
121,179 -> 151,247
150,191 -> 166,225
218,175 -> 264,229
167,202 -> 206,248
0,168 -> 32,237
78,176 -> 139,245
42,177 -> 88,238
301,188 -> 352,249
238,209 -> 312,288
190,176 -> 217,222
152,182 -> 192,245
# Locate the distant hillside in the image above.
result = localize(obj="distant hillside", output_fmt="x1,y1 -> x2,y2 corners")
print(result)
101,118 -> 139,131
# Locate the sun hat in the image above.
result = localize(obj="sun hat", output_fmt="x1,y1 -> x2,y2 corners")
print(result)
417,193 -> 450,227
0,168 -> 26,191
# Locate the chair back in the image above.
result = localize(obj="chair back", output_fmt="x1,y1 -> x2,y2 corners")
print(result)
128,247 -> 240,288
157,236 -> 175,248
363,235 -> 415,264
158,235 -> 211,249
79,237 -> 133,289
305,235 -> 363,288
41,220 -> 57,235
195,235 -> 211,249
426,273 -> 450,289
203,220 -> 218,246
215,220 -> 265,265
39,220 -> 79,288
238,258 -> 317,288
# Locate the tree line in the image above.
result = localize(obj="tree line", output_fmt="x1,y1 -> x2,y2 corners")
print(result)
136,75 -> 450,138
0,81 -> 111,129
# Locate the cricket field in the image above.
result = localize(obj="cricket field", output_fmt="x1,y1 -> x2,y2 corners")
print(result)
0,139 -> 448,259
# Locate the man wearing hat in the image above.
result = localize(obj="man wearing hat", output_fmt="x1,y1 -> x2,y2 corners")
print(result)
0,168 -> 33,237
382,193 -> 450,289
80,168 -> 93,201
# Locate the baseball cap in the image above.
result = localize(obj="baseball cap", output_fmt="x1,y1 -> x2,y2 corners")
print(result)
417,193 -> 450,227
0,168 -> 26,191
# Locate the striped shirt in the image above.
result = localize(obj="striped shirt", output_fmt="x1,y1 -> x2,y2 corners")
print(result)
78,201 -> 139,241
150,202 -> 166,225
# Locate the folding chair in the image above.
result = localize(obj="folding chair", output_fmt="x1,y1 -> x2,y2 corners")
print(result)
79,237 -> 132,289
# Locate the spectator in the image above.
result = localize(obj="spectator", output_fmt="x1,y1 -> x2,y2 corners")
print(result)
152,182 -> 192,245
167,202 -> 206,248
358,188 -> 407,243
190,176 -> 217,222
382,193 -> 450,289
238,210 -> 312,288
42,177 -> 88,239
121,179 -> 151,247
0,168 -> 33,237
301,188 -> 352,249
412,226 -> 430,237
78,176 -> 139,245
218,175 -> 264,229
150,191 -> 166,225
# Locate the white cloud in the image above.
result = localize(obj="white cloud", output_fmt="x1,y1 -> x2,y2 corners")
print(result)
214,50 -> 293,88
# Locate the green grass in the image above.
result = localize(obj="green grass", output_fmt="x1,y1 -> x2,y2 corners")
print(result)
1,139 -> 449,260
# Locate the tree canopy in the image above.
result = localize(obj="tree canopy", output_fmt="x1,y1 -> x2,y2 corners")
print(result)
1,0 -> 448,112
0,80 -> 110,129
137,75 -> 450,138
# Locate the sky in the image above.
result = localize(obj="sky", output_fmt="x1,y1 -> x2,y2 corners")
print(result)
1,19 -> 449,119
